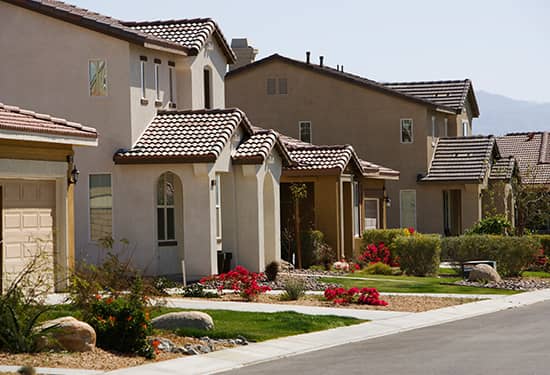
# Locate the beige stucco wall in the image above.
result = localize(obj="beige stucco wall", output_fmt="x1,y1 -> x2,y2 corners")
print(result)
226,60 -> 479,233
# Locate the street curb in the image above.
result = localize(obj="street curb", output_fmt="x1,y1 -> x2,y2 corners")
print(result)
0,366 -> 102,375
105,288 -> 550,375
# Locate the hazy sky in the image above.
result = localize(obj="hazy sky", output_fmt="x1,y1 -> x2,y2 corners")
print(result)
70,0 -> 550,103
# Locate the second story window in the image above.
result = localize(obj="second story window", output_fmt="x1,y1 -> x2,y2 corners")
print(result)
299,121 -> 312,143
168,61 -> 175,106
266,78 -> 287,95
400,119 -> 413,143
154,59 -> 161,103
140,56 -> 147,101
89,60 -> 107,96
204,67 -> 212,109
462,120 -> 469,136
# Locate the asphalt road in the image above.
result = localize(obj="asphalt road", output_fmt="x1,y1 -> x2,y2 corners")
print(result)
222,300 -> 550,375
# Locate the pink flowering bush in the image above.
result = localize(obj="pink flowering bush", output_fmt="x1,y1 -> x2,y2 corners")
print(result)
359,242 -> 399,267
324,286 -> 388,306
200,266 -> 271,301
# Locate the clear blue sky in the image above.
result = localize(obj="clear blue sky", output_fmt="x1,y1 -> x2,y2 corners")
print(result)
71,0 -> 550,103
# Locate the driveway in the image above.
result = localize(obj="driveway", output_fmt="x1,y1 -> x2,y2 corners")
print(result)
221,300 -> 550,375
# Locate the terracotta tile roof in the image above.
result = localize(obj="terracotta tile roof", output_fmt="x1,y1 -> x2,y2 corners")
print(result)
3,0 -> 235,62
114,108 -> 249,164
0,102 -> 97,140
496,132 -> 550,185
226,54 -> 478,115
232,128 -> 292,165
279,134 -> 398,179
489,156 -> 517,181
422,136 -> 499,182
121,19 -> 235,62
383,80 -> 480,117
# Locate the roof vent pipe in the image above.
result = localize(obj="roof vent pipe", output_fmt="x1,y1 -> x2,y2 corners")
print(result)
336,64 -> 339,71
341,65 -> 344,72
306,51 -> 311,64
319,56 -> 324,67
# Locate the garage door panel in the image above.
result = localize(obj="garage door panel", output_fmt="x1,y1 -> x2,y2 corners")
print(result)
2,180 -> 56,292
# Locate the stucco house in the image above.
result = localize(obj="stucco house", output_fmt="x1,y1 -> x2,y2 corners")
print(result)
279,135 -> 398,264
225,47 -> 505,234
496,132 -> 550,232
0,102 -> 98,292
0,0 -> 290,279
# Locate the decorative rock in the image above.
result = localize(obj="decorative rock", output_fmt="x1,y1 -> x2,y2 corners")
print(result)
468,264 -> 502,283
280,260 -> 295,272
152,311 -> 214,331
36,316 -> 96,352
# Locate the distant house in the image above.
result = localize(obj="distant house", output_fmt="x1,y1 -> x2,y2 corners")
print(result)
278,135 -> 398,264
496,132 -> 550,232
224,45 -> 520,234
0,0 -> 288,279
0,102 -> 97,292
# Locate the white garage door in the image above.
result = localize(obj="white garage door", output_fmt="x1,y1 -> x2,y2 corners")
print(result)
1,180 -> 56,292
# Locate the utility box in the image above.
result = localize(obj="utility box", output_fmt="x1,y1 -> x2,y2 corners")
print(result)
462,260 -> 497,278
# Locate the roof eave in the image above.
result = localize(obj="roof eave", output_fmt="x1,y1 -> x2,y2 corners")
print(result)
113,154 -> 217,164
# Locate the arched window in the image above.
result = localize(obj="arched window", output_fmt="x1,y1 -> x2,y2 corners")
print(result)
157,172 -> 176,244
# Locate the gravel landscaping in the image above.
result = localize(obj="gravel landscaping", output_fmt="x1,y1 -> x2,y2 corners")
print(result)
454,278 -> 550,291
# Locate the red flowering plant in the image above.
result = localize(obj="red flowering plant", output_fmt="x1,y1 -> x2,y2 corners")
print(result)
324,286 -> 388,306
528,248 -> 549,272
201,265 -> 271,301
358,242 -> 399,267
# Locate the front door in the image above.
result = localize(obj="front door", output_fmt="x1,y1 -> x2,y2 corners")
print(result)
443,190 -> 462,236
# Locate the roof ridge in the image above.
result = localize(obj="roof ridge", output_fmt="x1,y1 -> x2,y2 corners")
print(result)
383,79 -> 470,85
503,131 -> 544,136
157,108 -> 242,115
120,18 -> 215,26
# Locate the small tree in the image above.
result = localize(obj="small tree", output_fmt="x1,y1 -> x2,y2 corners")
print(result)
513,166 -> 550,234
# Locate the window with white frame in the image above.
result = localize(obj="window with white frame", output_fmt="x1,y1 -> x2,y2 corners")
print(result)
364,198 -> 380,230
462,120 -> 469,136
299,121 -> 312,143
168,63 -> 175,104
140,57 -> 147,99
157,172 -> 176,244
154,61 -> 161,102
89,174 -> 112,241
400,190 -> 417,229
400,119 -> 413,143
353,181 -> 361,236
215,174 -> 222,240
88,60 -> 107,96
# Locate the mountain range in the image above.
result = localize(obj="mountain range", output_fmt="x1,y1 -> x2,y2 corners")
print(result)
473,91 -> 550,136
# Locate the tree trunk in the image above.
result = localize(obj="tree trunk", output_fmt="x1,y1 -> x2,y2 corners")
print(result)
295,198 -> 302,269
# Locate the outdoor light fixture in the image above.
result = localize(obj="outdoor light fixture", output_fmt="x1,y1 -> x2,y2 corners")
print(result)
67,155 -> 80,185
384,196 -> 391,207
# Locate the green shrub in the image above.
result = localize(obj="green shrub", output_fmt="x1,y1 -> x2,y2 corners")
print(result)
364,262 -> 393,275
391,234 -> 441,276
361,229 -> 407,251
281,278 -> 306,301
85,280 -> 154,358
442,235 -> 541,277
532,235 -> 550,254
467,214 -> 512,235
308,230 -> 336,270
182,283 -> 220,298
264,261 -> 280,282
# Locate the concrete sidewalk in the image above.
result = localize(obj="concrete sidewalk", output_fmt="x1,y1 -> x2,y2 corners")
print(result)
106,288 -> 550,375
0,365 -> 102,375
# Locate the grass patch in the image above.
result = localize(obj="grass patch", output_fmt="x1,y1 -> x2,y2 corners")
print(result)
154,308 -> 363,342
523,271 -> 550,278
322,272 -> 518,295
438,267 -> 460,276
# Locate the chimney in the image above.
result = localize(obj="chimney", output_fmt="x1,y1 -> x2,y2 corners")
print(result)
229,38 -> 258,71
336,64 -> 339,71
341,65 -> 344,72
319,56 -> 324,67
306,51 -> 311,64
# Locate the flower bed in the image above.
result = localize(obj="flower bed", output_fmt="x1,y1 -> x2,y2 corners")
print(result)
324,287 -> 388,306
200,266 -> 271,301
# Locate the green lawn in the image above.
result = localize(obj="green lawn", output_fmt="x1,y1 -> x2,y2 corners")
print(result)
153,308 -> 363,342
522,271 -> 550,278
321,272 -> 518,295
41,306 -> 364,343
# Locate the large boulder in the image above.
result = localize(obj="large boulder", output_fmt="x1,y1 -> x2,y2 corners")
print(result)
468,264 -> 502,283
36,316 -> 96,352
152,311 -> 214,331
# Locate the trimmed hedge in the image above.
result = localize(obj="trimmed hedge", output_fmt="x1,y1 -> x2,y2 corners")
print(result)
391,234 -> 441,276
361,229 -> 408,249
442,235 -> 541,277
